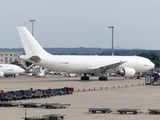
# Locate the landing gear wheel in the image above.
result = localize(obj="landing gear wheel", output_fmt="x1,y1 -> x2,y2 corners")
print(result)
81,76 -> 90,80
99,77 -> 108,81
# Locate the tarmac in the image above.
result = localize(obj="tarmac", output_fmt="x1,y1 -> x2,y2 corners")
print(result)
0,75 -> 160,120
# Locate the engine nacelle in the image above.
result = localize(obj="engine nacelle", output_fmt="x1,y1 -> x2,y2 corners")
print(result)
0,72 -> 4,77
117,67 -> 136,77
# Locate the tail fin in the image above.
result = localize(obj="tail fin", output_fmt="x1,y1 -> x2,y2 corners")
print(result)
17,27 -> 48,55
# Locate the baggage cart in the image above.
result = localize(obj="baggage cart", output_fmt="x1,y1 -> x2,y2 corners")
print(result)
45,89 -> 53,97
52,89 -> 59,96
145,76 -> 154,85
43,114 -> 65,120
36,89 -> 47,98
19,90 -> 33,100
152,82 -> 160,86
64,87 -> 74,95
42,103 -> 70,109
0,92 -> 13,102
88,108 -> 112,113
21,103 -> 42,108
117,109 -> 141,114
31,90 -> 43,99
22,114 -> 65,120
57,104 -> 70,108
57,88 -> 66,95
0,102 -> 20,107
148,109 -> 160,114
8,91 -> 22,100
22,116 -> 48,120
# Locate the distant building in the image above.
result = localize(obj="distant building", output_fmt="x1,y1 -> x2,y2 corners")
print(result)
0,51 -> 23,64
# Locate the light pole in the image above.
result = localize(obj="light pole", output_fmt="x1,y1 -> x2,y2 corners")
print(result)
29,20 -> 36,36
108,26 -> 114,56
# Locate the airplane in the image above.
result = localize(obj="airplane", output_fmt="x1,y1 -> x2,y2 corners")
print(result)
17,27 -> 155,81
0,64 -> 25,77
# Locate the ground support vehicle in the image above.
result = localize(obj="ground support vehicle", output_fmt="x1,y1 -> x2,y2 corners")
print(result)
0,92 -> 13,102
43,114 -> 65,120
19,90 -> 33,100
0,86 -> 74,101
31,91 -> 43,99
145,76 -> 154,85
22,114 -> 65,120
42,103 -> 70,109
52,89 -> 59,96
36,89 -> 47,98
20,103 -> 42,108
57,88 -> 66,95
22,116 -> 48,120
88,108 -> 112,114
117,109 -> 141,114
152,82 -> 160,86
64,87 -> 74,95
57,104 -> 70,108
44,89 -> 53,97
8,91 -> 22,100
148,109 -> 160,114
0,102 -> 20,107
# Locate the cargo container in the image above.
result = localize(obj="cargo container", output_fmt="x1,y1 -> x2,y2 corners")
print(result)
57,88 -> 66,95
64,87 -> 74,94
19,90 -> 33,100
8,91 -> 22,100
0,92 -> 13,102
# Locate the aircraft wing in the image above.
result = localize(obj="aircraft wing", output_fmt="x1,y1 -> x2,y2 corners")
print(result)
88,61 -> 127,73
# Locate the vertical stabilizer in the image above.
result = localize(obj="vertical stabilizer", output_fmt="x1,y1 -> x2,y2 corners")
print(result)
17,27 -> 48,55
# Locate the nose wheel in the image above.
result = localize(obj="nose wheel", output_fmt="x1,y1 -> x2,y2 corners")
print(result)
99,77 -> 108,81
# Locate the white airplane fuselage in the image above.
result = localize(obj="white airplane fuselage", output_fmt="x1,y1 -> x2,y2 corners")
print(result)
0,64 -> 25,77
20,54 -> 154,74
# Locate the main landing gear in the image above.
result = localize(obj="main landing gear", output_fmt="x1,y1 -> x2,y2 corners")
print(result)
99,77 -> 108,81
81,76 -> 90,80
80,75 -> 108,81
81,74 -> 90,80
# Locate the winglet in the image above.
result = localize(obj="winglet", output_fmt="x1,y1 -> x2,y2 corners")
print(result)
17,27 -> 49,55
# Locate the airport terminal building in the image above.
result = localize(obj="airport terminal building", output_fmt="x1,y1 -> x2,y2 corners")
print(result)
0,51 -> 23,64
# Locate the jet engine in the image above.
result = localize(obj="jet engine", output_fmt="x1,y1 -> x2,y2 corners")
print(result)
116,67 -> 136,77
0,72 -> 4,77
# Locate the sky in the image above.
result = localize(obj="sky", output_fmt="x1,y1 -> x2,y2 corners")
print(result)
0,0 -> 160,50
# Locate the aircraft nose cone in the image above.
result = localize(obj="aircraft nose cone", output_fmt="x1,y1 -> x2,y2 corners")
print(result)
20,68 -> 25,73
151,62 -> 155,69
